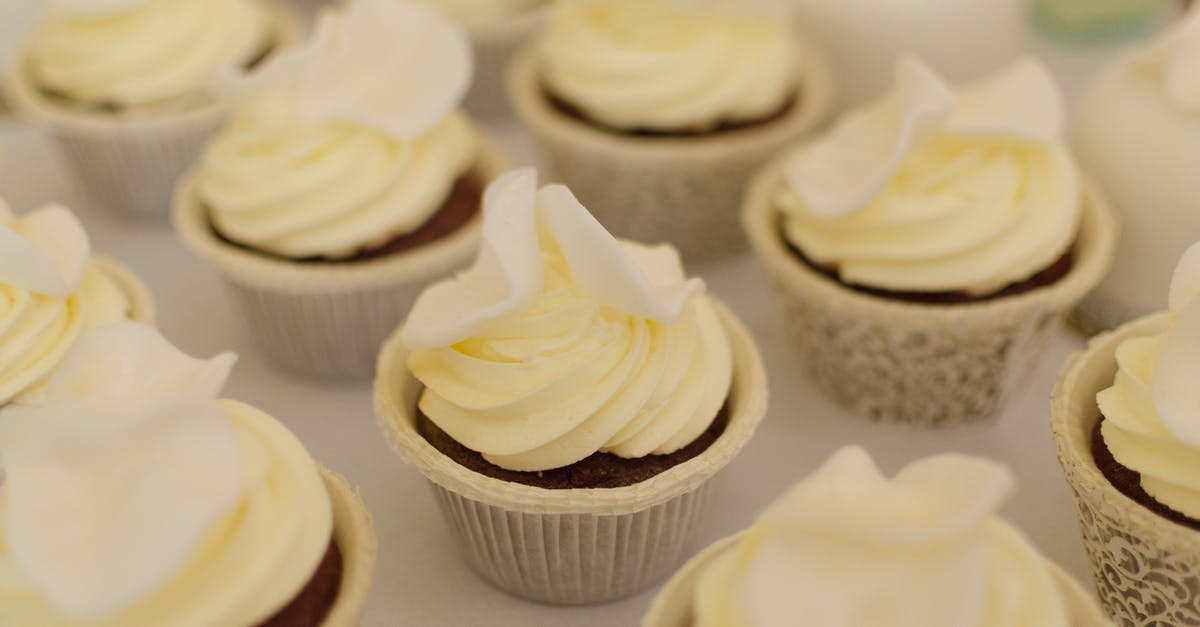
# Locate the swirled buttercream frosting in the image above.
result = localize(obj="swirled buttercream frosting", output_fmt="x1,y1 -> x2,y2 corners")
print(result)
777,58 -> 1081,295
0,323 -> 333,626
28,0 -> 272,108
0,202 -> 131,406
690,446 -> 1078,626
1098,241 -> 1200,520
1132,5 -> 1200,115
536,0 -> 800,132
199,0 -> 478,259
402,169 -> 733,472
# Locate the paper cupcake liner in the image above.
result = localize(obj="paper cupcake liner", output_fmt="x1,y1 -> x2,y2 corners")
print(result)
1051,313 -> 1200,626
173,133 -> 508,379
507,45 -> 833,265
1070,291 -> 1144,339
642,534 -> 1111,627
373,301 -> 769,604
462,8 -> 547,122
742,161 -> 1118,427
94,256 -> 157,325
2,5 -> 301,222
319,466 -> 378,627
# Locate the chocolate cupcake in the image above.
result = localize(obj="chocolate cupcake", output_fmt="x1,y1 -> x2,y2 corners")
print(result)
508,0 -> 832,262
743,57 -> 1117,427
645,447 -> 1110,627
174,0 -> 509,378
374,169 -> 768,604
3,0 -> 300,220
1053,241 -> 1200,625
0,323 -> 376,626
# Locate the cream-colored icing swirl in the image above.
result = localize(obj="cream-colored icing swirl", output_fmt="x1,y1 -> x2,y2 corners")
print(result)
1098,241 -> 1200,520
0,324 -> 332,625
197,90 -> 477,259
778,58 -> 1081,295
691,446 -> 1075,626
537,0 -> 799,131
414,0 -> 545,24
1134,5 -> 1200,115
27,0 -> 272,108
403,169 -> 732,472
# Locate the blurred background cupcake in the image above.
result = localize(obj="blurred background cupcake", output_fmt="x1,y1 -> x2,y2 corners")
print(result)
508,0 -> 832,263
3,0 -> 300,221
174,0 -> 508,379
0,323 -> 376,626
1053,242 -> 1200,625
743,58 -> 1116,426
375,169 -> 768,604
1072,6 -> 1200,334
645,446 -> 1109,626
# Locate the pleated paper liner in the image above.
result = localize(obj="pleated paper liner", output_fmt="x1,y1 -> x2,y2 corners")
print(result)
374,300 -> 769,604
1051,312 -> 1200,626
173,132 -> 509,379
743,161 -> 1118,427
642,533 -> 1112,627
507,41 -> 834,265
2,3 -> 302,222
319,466 -> 378,627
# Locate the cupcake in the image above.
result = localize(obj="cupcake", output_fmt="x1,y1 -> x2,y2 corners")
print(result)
743,58 -> 1117,427
0,322 -> 376,626
374,169 -> 768,604
174,0 -> 509,379
413,0 -> 551,120
1053,241 -> 1200,624
1072,6 -> 1200,334
3,0 -> 299,220
0,199 -> 154,406
645,446 -> 1110,626
508,0 -> 832,262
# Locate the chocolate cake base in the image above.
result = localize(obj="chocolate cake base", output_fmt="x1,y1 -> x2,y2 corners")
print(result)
1091,416 -> 1200,532
786,237 -> 1076,305
212,176 -> 482,264
545,88 -> 799,138
257,538 -> 345,627
417,404 -> 730,489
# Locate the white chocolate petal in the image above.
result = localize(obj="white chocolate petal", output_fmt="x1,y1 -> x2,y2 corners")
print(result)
0,205 -> 90,297
784,57 -> 953,218
1153,297 -> 1200,446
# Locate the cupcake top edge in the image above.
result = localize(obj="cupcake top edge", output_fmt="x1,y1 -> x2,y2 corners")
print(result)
774,57 -> 1082,296
0,322 -> 334,626
401,168 -> 734,473
686,446 -> 1099,626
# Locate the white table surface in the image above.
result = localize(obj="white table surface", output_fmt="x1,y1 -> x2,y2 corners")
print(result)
0,12 -> 1174,625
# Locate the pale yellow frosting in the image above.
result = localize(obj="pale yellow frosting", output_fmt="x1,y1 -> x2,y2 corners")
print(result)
27,0 -> 272,108
0,400 -> 333,626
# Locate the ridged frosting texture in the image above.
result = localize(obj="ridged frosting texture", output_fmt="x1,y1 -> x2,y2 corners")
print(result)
414,0 -> 544,24
1133,5 -> 1200,115
1098,241 -> 1200,520
199,0 -> 477,259
536,0 -> 799,131
402,169 -> 732,471
0,323 -> 333,626
778,58 -> 1081,295
28,0 -> 271,107
0,202 -> 130,406
690,447 -> 1074,627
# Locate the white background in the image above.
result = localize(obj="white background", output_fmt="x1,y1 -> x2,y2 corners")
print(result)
0,3 -> 1176,624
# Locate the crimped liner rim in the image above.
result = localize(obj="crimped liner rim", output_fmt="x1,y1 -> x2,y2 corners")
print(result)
373,300 -> 769,516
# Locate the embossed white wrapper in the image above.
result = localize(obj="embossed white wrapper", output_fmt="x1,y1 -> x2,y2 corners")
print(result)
1,4 -> 300,222
507,46 -> 833,264
743,158 -> 1117,427
1052,313 -> 1200,627
373,301 -> 768,604
173,135 -> 507,379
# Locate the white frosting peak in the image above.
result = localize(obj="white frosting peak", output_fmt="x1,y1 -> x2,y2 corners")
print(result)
242,0 -> 472,141
1137,7 -> 1200,115
402,168 -> 703,350
1148,242 -> 1200,447
785,58 -> 1064,218
0,323 -> 241,620
0,202 -> 90,298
